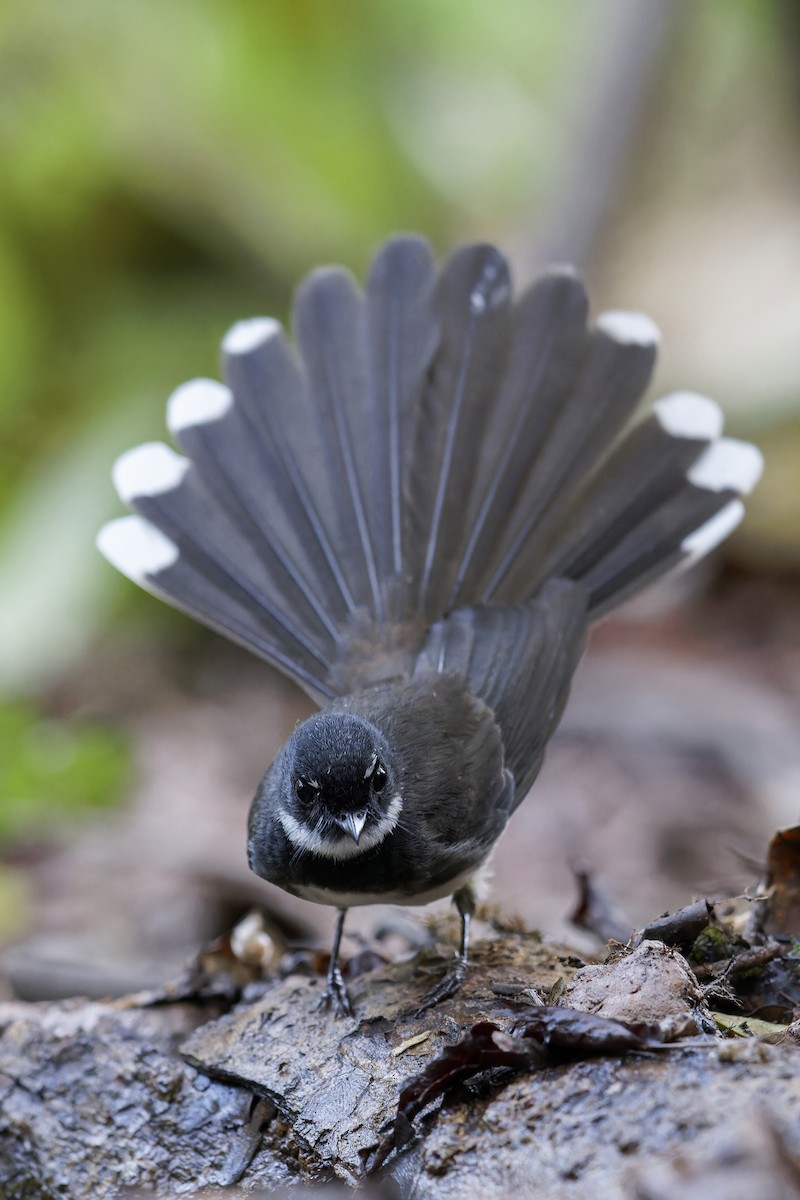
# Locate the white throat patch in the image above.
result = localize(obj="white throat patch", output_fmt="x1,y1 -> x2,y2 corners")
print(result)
278,794 -> 403,861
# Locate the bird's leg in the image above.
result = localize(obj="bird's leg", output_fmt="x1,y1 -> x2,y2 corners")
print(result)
414,887 -> 475,1016
317,908 -> 354,1018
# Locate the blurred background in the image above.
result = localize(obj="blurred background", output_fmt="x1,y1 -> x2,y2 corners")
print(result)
1,0 -> 799,999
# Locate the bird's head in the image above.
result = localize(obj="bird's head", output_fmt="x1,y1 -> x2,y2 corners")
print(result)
260,712 -> 403,861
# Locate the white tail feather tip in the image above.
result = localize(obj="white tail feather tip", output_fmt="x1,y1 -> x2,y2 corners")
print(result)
681,499 -> 745,566
596,310 -> 660,347
97,516 -> 179,583
653,392 -> 724,441
112,442 -> 189,503
222,317 -> 281,356
167,379 -> 232,433
688,438 -> 764,495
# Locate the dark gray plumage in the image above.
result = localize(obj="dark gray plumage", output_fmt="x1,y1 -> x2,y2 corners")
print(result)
98,234 -> 763,1016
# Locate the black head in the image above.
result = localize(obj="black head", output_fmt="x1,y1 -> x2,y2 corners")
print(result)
268,711 -> 401,861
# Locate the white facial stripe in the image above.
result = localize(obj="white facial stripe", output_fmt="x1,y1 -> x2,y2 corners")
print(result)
278,794 -> 403,862
277,810 -> 328,857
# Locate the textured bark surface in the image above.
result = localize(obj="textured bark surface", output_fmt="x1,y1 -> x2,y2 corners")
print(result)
1,928 -> 799,1199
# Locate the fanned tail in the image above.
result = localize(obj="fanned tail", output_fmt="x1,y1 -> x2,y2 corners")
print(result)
98,234 -> 763,701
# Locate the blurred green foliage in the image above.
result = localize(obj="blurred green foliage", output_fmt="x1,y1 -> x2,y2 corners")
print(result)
0,0 -> 575,496
0,0 -> 579,693
0,700 -> 129,841
0,0 -> 797,696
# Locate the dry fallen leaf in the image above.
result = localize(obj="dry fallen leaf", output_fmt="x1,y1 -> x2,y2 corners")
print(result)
763,825 -> 800,938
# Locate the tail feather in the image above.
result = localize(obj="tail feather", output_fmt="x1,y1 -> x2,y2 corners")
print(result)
449,268 -> 590,607
109,442 -> 334,675
97,235 -> 763,701
482,310 -> 658,602
167,378 -> 340,643
537,396 -> 763,613
98,514 -> 335,699
293,267 -> 384,621
406,243 -> 512,619
219,319 -> 360,620
581,493 -> 752,616
532,395 -> 722,585
364,236 -> 439,613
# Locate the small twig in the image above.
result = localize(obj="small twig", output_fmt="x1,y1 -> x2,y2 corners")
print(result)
692,940 -> 784,983
215,1096 -> 276,1187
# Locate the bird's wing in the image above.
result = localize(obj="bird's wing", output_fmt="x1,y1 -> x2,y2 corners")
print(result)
414,579 -> 589,800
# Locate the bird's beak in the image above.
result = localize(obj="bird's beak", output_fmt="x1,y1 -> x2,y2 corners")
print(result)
338,811 -> 367,844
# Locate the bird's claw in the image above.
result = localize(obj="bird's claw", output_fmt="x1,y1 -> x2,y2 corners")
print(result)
413,955 -> 467,1017
316,964 -> 354,1018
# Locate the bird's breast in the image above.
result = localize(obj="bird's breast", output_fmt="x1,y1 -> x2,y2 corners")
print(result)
287,860 -> 487,908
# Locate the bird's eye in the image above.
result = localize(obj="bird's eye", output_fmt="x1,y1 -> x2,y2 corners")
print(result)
371,760 -> 388,792
294,775 -> 320,803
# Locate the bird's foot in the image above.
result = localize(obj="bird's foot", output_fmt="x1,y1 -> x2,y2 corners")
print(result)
413,955 -> 467,1017
316,963 -> 354,1018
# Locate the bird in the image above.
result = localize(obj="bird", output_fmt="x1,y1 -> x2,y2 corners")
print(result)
97,234 -> 763,1018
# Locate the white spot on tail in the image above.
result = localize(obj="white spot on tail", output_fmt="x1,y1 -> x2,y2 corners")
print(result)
167,379 -> 232,433
96,516 -> 179,584
688,438 -> 764,495
653,392 -> 724,441
112,442 -> 189,503
222,317 -> 281,356
681,499 -> 745,567
596,310 -> 660,347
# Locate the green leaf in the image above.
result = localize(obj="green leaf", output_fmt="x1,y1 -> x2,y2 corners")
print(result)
711,1011 -> 790,1040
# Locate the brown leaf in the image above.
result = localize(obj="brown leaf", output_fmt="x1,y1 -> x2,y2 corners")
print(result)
763,825 -> 800,938
365,1007 -> 667,1173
